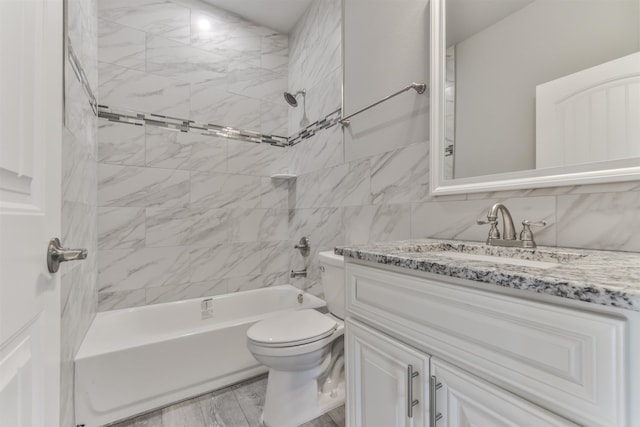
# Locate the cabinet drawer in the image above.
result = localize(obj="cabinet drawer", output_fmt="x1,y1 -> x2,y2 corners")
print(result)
346,263 -> 627,427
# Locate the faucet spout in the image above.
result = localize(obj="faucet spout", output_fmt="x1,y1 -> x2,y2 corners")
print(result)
487,203 -> 516,240
290,269 -> 307,278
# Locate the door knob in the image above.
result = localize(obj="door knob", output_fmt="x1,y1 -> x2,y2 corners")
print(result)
47,238 -> 88,273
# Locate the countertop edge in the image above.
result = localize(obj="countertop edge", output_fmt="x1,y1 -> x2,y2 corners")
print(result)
335,243 -> 640,312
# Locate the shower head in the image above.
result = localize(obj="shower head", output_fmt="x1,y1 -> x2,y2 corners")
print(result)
283,90 -> 306,107
284,92 -> 298,107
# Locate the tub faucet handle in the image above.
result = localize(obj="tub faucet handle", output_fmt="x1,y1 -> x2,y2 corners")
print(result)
294,236 -> 310,256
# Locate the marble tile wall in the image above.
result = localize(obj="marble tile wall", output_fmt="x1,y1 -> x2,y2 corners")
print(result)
97,121 -> 290,310
286,0 -> 344,296
289,141 -> 640,298
61,0 -> 99,426
98,0 -> 288,136
287,0 -> 342,138
96,0 -> 291,310
286,0 -> 435,298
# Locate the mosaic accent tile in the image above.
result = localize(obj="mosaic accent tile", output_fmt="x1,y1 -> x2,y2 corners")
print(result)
98,105 -> 341,148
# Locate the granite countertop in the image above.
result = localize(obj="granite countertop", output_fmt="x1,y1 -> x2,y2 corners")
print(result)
335,239 -> 640,312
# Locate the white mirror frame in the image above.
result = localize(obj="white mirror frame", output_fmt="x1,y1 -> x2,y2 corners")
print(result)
429,0 -> 640,196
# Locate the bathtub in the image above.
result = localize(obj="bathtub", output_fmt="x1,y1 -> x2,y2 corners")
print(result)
75,285 -> 325,427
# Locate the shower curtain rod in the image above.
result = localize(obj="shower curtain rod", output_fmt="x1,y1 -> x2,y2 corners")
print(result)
339,82 -> 428,126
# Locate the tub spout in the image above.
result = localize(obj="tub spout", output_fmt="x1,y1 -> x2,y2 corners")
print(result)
290,269 -> 307,278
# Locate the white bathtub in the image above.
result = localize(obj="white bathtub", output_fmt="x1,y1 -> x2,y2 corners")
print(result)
75,285 -> 325,427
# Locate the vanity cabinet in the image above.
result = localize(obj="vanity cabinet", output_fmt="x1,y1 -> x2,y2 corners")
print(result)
344,262 -> 633,427
347,319 -> 577,427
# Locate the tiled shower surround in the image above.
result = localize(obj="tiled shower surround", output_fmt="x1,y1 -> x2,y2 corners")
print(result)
96,0 -> 291,310
96,0 -> 344,310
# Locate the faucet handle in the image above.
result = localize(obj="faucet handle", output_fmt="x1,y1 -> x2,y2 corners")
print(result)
519,220 -> 547,248
522,220 -> 547,228
476,219 -> 500,239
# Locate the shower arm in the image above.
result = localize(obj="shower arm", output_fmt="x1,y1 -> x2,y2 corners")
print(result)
339,82 -> 428,127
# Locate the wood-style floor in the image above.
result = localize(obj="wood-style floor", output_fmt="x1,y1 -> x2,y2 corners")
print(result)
108,375 -> 345,427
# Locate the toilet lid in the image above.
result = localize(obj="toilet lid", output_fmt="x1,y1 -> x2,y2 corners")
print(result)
247,309 -> 337,347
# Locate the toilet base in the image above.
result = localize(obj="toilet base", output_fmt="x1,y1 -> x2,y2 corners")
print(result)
261,367 -> 345,427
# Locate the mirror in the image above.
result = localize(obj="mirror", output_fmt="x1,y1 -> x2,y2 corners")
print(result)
430,0 -> 640,195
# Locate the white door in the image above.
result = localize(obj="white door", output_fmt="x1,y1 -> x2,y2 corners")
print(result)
346,319 -> 430,427
0,0 -> 63,426
430,358 -> 578,427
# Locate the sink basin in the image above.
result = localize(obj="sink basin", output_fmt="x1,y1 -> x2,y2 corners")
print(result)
430,251 -> 562,269
397,241 -> 586,268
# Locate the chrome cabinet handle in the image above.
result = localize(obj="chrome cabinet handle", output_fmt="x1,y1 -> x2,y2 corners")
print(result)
47,237 -> 88,273
429,375 -> 443,427
407,365 -> 419,418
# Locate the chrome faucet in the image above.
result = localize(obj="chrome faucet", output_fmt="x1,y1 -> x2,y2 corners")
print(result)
477,203 -> 516,242
294,236 -> 310,257
477,203 -> 546,248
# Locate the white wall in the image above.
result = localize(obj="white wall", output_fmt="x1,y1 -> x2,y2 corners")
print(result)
343,0 -> 430,161
453,0 -> 640,178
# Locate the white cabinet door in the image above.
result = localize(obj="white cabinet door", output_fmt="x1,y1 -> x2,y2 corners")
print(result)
0,0 -> 63,425
431,358 -> 578,427
346,319 -> 430,427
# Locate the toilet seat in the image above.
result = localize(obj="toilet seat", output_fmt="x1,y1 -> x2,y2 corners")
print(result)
247,309 -> 337,348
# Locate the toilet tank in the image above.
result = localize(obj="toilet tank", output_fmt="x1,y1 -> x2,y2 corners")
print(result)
318,251 -> 345,320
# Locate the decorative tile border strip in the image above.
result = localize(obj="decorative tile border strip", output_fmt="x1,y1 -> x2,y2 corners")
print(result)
98,105 -> 343,148
65,8 -> 340,148
98,105 -> 290,147
288,109 -> 342,147
67,38 -> 98,116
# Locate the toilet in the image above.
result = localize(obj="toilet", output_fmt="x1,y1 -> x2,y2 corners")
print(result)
246,251 -> 345,427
